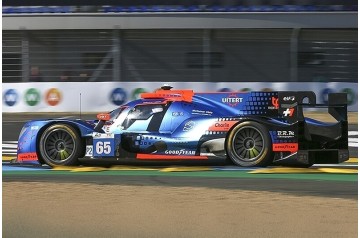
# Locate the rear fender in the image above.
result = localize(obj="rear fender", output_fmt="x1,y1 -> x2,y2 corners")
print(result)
225,117 -> 297,152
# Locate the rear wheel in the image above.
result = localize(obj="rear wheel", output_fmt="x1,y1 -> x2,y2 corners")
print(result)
226,121 -> 272,167
39,124 -> 83,167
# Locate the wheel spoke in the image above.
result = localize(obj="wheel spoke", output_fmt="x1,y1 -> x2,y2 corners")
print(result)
57,131 -> 62,140
255,141 -> 263,146
252,148 -> 259,156
243,129 -> 249,138
249,149 -> 254,158
46,143 -> 55,149
48,149 -> 57,158
63,131 -> 68,140
253,133 -> 261,141
244,150 -> 249,159
60,151 -> 67,160
53,152 -> 59,161
65,149 -> 73,156
237,132 -> 245,140
52,132 -> 58,141
249,129 -> 255,138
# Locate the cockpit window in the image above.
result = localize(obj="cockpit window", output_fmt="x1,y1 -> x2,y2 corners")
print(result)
109,107 -> 126,121
122,104 -> 164,130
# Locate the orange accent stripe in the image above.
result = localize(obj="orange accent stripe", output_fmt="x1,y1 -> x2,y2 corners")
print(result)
196,92 -> 249,94
136,154 -> 208,160
208,120 -> 238,132
141,90 -> 194,102
272,143 -> 298,153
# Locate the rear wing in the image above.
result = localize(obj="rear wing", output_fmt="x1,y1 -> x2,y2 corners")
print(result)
278,91 -> 348,123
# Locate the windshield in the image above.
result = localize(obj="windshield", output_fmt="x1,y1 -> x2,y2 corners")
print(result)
122,104 -> 164,130
109,107 -> 127,121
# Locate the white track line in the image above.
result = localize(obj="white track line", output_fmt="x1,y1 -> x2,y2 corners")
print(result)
2,144 -> 18,148
314,164 -> 358,168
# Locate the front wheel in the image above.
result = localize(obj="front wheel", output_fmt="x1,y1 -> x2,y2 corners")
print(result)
39,124 -> 83,167
226,121 -> 272,167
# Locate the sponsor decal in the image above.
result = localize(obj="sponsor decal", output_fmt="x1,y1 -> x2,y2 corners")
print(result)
25,88 -> 40,106
172,112 -> 184,117
192,109 -> 213,116
276,130 -> 295,138
283,96 -> 295,102
156,93 -> 182,99
183,121 -> 195,132
110,88 -> 127,106
208,121 -> 237,132
222,94 -> 243,107
30,126 -> 39,130
136,154 -> 208,160
269,97 -> 279,109
46,88 -> 62,106
3,89 -> 18,106
283,108 -> 295,117
85,145 -> 93,157
103,126 -> 111,133
97,113 -> 111,121
272,143 -> 298,153
165,149 -> 196,155
18,152 -> 38,161
93,132 -> 114,138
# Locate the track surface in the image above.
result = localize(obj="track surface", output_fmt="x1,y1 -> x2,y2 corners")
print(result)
3,113 -> 358,238
3,113 -> 358,199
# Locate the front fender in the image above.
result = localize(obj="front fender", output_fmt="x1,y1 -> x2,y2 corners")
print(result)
16,119 -> 96,164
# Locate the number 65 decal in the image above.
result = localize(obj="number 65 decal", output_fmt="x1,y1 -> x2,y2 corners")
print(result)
94,139 -> 114,156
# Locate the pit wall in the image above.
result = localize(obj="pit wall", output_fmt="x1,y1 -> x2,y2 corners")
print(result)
2,82 -> 357,112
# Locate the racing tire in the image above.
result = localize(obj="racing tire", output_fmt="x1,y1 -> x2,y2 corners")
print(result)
226,121 -> 272,167
39,124 -> 83,167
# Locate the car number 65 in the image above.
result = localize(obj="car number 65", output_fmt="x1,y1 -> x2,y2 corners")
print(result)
95,141 -> 111,154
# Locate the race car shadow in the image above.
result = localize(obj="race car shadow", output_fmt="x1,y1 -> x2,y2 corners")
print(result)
79,157 -> 231,168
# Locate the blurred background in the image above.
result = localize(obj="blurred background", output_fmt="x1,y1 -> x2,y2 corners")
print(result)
2,0 -> 358,112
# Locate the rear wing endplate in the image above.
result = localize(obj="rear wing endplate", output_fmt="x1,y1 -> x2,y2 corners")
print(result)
277,91 -> 347,123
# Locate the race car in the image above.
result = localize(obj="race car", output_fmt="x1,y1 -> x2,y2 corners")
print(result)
15,85 -> 349,167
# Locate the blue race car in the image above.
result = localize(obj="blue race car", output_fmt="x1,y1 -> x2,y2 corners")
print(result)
15,85 -> 349,167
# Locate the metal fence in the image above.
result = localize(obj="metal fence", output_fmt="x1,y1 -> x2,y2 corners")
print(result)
2,28 -> 357,83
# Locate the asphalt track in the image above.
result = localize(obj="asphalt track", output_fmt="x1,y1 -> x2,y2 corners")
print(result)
2,113 -> 358,200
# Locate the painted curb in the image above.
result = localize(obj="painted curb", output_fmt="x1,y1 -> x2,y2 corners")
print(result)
250,167 -> 358,174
